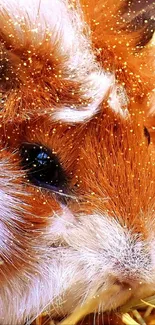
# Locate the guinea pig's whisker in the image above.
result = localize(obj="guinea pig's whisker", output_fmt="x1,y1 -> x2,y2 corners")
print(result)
97,302 -> 101,320
23,178 -> 77,201
28,299 -> 56,325
53,191 -> 77,200
93,310 -> 96,325
101,304 -> 105,324
12,148 -> 20,155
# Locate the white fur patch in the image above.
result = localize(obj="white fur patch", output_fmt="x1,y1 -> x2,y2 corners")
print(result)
54,73 -> 113,123
0,194 -> 154,325
108,84 -> 129,118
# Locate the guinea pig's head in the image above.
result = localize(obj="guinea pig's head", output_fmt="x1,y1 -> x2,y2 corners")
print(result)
0,0 -> 155,324
1,101 -> 155,324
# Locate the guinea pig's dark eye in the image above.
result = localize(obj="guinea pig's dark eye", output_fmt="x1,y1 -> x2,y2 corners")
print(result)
144,126 -> 150,145
20,143 -> 67,189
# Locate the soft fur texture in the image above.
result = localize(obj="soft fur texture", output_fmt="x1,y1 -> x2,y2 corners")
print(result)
0,0 -> 154,324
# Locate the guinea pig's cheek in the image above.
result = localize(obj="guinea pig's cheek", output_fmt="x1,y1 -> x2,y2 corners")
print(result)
22,189 -> 60,224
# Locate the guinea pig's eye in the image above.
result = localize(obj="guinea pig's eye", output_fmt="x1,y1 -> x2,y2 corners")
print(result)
20,143 -> 67,189
144,127 -> 151,145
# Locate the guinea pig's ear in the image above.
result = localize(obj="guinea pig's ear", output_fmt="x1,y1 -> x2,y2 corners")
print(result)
81,0 -> 155,115
124,0 -> 155,119
0,0 -> 114,123
122,0 -> 155,48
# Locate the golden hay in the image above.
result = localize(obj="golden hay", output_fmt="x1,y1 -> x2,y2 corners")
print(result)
32,295 -> 155,325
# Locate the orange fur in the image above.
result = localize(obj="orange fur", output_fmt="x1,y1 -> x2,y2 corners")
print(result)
0,0 -> 154,324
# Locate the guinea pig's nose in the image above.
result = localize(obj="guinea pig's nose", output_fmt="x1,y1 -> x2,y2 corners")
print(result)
108,237 -> 152,288
111,257 -> 151,288
113,273 -> 138,288
114,260 -> 136,280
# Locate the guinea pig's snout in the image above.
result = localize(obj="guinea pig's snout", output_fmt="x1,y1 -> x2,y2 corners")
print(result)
112,260 -> 142,288
109,246 -> 152,291
102,252 -> 155,310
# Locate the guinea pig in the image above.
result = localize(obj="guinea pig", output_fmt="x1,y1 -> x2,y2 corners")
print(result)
0,0 -> 154,324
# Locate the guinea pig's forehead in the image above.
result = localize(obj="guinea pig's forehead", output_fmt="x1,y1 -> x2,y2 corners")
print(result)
81,114 -> 141,139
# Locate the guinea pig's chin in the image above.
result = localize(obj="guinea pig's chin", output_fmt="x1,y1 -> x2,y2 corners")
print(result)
54,277 -> 155,318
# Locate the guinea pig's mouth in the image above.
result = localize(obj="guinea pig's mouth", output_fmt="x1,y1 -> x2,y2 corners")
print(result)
58,283 -> 133,325
57,281 -> 155,325
95,281 -> 133,312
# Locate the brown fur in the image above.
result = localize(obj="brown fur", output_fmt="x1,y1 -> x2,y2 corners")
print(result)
0,0 -> 154,324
